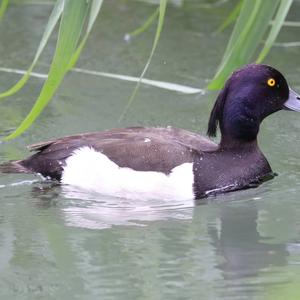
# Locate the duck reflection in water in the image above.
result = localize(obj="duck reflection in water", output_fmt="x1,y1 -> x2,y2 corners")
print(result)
208,201 -> 289,295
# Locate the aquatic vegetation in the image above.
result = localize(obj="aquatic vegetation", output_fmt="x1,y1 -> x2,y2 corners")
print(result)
0,0 -> 297,138
208,0 -> 293,89
0,0 -> 103,140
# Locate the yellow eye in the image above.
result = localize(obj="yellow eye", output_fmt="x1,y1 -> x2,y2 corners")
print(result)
267,78 -> 276,87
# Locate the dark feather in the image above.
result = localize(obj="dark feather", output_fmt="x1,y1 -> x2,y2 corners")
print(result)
17,127 -> 218,180
207,83 -> 229,137
0,160 -> 30,174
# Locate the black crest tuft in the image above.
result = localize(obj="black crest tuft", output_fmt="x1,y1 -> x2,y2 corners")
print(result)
207,84 -> 228,137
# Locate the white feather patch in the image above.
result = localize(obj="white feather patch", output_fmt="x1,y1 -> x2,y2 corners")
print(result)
61,147 -> 194,200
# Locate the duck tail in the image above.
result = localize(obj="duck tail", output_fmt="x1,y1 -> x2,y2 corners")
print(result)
0,160 -> 29,174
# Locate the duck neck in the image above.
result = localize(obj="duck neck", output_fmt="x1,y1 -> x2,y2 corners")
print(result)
220,135 -> 258,151
219,101 -> 260,150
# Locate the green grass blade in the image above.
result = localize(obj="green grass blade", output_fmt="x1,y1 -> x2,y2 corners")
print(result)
128,7 -> 159,38
0,0 -> 9,20
256,0 -> 293,63
87,0 -> 102,31
215,0 -> 242,33
0,0 -> 63,99
119,0 -> 167,121
68,0 -> 103,70
219,0 -> 254,65
4,0 -> 89,140
208,0 -> 279,90
209,0 -> 262,87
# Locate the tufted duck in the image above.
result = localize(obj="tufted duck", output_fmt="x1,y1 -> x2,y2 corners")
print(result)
1,64 -> 300,199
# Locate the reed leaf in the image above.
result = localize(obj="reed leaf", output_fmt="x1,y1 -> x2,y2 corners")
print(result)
208,0 -> 280,90
216,0 -> 242,33
127,7 -> 159,38
257,0 -> 293,62
280,21 -> 300,27
0,66 -> 204,94
4,0 -> 89,140
0,0 -> 64,99
218,0 -> 256,65
119,0 -> 167,121
68,0 -> 103,70
0,0 -> 9,20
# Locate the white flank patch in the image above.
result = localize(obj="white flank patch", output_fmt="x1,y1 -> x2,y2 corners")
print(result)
61,147 -> 194,201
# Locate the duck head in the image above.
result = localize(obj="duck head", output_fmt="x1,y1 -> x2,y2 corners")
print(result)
207,64 -> 300,146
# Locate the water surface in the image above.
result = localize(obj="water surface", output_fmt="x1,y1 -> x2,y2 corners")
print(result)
0,1 -> 300,299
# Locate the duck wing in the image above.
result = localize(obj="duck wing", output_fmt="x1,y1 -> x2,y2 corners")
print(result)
21,127 -> 218,180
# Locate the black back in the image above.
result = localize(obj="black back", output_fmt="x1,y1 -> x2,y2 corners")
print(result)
20,127 -> 218,180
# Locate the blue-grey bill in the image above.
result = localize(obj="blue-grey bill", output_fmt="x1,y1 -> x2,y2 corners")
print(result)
284,88 -> 300,112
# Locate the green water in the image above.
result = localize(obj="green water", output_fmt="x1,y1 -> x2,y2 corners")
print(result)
0,1 -> 300,299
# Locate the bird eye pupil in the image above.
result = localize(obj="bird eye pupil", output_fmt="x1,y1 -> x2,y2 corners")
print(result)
267,78 -> 276,87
